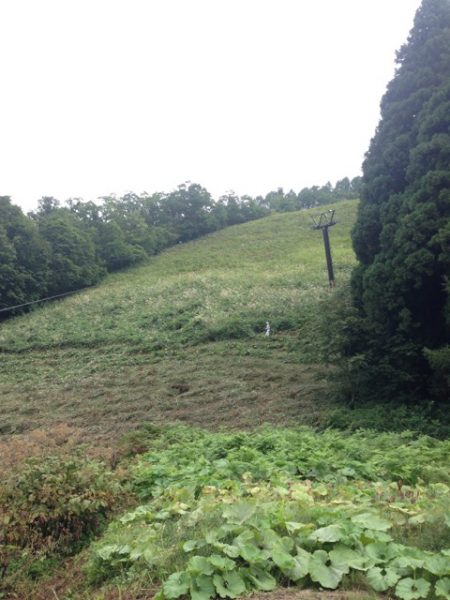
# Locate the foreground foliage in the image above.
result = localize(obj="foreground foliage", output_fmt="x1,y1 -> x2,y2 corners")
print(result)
86,425 -> 450,600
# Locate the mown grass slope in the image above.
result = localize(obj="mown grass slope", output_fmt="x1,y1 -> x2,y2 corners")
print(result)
2,199 -> 450,600
0,200 -> 356,441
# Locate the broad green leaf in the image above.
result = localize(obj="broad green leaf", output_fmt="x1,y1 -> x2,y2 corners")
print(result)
309,550 -> 346,589
309,524 -> 343,543
284,547 -> 311,581
261,528 -> 283,550
366,567 -> 401,592
222,503 -> 256,525
329,545 -> 369,571
208,554 -> 236,572
391,554 -> 426,572
436,578 -> 450,600
285,521 -> 309,534
395,578 -> 431,600
425,555 -> 450,577
279,536 -> 294,552
271,546 -> 296,571
213,575 -> 230,599
352,512 -> 391,531
213,571 -> 247,599
163,572 -> 190,599
205,529 -> 221,544
245,567 -> 277,591
363,530 -> 393,543
214,543 -> 240,558
183,539 -> 199,552
365,542 -> 399,563
187,556 -> 214,576
190,575 -> 215,600
233,530 -> 255,547
238,543 -> 266,564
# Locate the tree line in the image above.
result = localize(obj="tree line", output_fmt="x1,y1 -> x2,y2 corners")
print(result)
0,177 -> 360,314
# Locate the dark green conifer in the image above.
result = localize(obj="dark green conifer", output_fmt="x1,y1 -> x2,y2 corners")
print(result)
349,0 -> 450,403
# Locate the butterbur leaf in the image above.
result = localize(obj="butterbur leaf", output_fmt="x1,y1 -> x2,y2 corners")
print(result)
309,524 -> 343,543
205,530 -> 221,544
391,554 -> 425,571
395,577 -> 431,600
213,571 -> 247,598
309,550 -> 346,589
213,575 -> 230,599
222,503 -> 256,525
366,566 -> 401,592
284,547 -> 311,581
233,530 -> 254,546
329,545 -> 369,571
183,540 -> 199,552
187,556 -> 214,576
436,578 -> 450,599
285,521 -> 309,534
163,572 -> 190,599
365,542 -> 399,563
271,545 -> 296,571
245,567 -> 277,591
238,543 -> 266,564
261,528 -> 283,550
425,555 -> 450,576
208,555 -> 236,572
351,513 -> 391,531
190,575 -> 215,600
214,543 -> 240,558
364,530 -> 393,543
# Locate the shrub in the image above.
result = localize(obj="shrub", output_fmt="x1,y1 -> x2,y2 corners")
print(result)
0,454 -> 122,583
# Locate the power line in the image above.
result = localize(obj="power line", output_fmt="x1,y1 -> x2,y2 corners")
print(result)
0,288 -> 88,315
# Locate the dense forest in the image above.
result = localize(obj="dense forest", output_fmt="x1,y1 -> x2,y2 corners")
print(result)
0,177 -> 360,314
344,0 -> 450,405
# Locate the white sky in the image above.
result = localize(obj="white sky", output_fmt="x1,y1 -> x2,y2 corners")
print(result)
0,0 -> 421,211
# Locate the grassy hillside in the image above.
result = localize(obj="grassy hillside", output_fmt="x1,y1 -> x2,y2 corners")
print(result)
0,200 -> 356,440
2,199 -> 450,600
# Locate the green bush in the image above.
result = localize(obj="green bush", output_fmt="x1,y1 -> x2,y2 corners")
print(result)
0,454 -> 122,584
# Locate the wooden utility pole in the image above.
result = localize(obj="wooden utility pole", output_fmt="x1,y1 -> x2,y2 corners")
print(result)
312,209 -> 337,287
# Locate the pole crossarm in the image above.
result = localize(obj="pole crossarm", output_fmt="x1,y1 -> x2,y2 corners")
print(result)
311,209 -> 337,230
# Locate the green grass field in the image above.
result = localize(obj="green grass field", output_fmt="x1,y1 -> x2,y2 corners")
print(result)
0,200 -> 356,441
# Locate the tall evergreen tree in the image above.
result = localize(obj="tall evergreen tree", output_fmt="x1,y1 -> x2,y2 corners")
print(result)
348,0 -> 450,403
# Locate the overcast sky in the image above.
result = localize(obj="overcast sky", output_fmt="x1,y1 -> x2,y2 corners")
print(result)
0,0 -> 421,211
